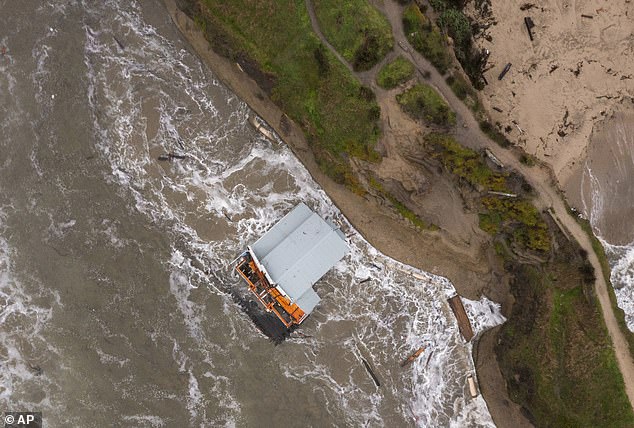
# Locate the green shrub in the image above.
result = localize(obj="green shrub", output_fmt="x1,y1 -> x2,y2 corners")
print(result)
402,5 -> 451,74
376,56 -> 415,89
312,0 -> 393,71
425,132 -> 550,252
397,83 -> 455,126
428,0 -> 487,89
479,120 -> 512,148
446,74 -> 481,112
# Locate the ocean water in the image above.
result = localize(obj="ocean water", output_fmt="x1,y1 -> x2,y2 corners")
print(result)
579,109 -> 634,331
0,0 -> 503,426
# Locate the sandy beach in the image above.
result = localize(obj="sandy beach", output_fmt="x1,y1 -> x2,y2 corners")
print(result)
468,0 -> 634,187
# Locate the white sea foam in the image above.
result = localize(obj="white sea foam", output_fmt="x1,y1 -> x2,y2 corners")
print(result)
602,239 -> 634,330
121,415 -> 166,428
186,369 -> 203,421
0,208 -> 56,411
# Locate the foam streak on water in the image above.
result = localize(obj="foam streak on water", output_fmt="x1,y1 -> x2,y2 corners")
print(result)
0,207 -> 57,411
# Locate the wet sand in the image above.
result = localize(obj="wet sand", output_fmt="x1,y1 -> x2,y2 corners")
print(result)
565,102 -> 634,245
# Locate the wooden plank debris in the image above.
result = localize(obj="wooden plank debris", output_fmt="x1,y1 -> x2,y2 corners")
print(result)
485,148 -> 504,168
488,191 -> 518,198
113,36 -> 125,50
400,347 -> 425,367
248,115 -> 277,143
361,358 -> 381,387
448,294 -> 474,342
467,374 -> 479,398
498,63 -> 512,80
425,351 -> 434,368
158,153 -> 187,161
524,17 -> 535,41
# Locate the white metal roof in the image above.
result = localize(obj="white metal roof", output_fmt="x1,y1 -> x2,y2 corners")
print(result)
249,203 -> 349,315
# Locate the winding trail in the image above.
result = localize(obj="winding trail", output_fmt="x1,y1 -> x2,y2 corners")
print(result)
306,0 -> 634,410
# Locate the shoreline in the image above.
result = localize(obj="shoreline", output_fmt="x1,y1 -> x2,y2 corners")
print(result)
469,0 -> 634,188
160,0 -> 501,303
160,1 -> 634,425
161,0 -> 523,424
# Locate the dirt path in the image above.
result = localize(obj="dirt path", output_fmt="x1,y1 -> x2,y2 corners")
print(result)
305,0 -> 398,88
380,0 -> 634,410
305,0 -> 496,259
308,0 -> 634,413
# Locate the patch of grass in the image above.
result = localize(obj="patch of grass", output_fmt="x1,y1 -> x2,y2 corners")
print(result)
397,83 -> 455,126
498,255 -> 634,427
402,4 -> 451,74
519,153 -> 536,166
312,0 -> 393,71
193,0 -> 381,187
491,190 -> 634,427
446,74 -> 481,113
479,120 -> 512,148
386,194 -> 436,231
481,197 -> 551,252
425,133 -> 508,191
376,56 -> 415,89
368,175 -> 436,231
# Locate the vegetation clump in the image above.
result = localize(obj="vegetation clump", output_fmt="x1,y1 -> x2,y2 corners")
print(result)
368,175 -> 436,231
376,56 -> 415,89
479,120 -> 512,148
397,84 -> 455,126
402,5 -> 451,74
426,133 -> 507,190
426,130 -> 633,424
497,248 -> 634,427
425,132 -> 549,252
446,74 -> 481,112
428,0 -> 488,88
192,0 -> 381,187
312,0 -> 394,71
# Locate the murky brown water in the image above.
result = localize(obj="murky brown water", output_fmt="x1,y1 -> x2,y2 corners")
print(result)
0,1 -> 502,426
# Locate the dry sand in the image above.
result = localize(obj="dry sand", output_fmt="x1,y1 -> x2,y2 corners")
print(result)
468,0 -> 634,186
